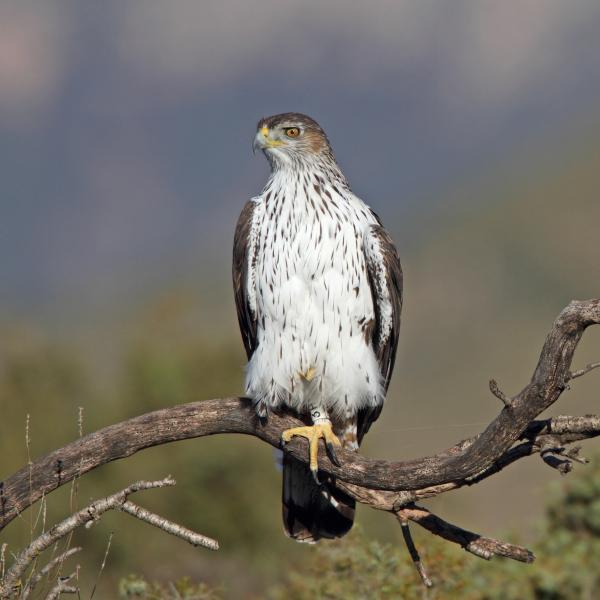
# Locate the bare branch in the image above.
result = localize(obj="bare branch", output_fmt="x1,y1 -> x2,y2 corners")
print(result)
0,477 -> 218,599
520,414 -> 600,439
46,585 -> 77,599
397,516 -> 432,587
89,532 -> 111,600
0,544 -> 6,580
564,445 -> 589,464
120,502 -> 219,550
537,439 -> 589,475
539,436 -> 573,474
334,414 -> 600,514
568,361 -> 600,381
489,379 -> 512,407
21,547 -> 81,600
398,505 -> 534,563
44,571 -> 77,599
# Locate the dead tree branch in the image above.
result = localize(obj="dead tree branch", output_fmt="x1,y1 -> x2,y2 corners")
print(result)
0,478 -> 217,599
0,298 -> 599,580
568,361 -> 600,381
119,502 -> 219,550
44,572 -> 77,599
488,379 -> 512,407
21,547 -> 81,600
398,517 -> 432,587
397,505 -> 534,563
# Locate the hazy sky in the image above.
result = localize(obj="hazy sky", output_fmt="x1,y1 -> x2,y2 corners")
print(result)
2,1 -> 600,320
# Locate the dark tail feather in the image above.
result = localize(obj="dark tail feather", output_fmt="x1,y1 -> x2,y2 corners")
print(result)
282,454 -> 355,543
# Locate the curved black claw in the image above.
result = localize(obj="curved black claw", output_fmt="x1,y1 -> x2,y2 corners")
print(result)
325,441 -> 342,467
311,468 -> 321,486
280,435 -> 287,449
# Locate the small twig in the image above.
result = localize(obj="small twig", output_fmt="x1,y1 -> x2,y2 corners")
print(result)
568,361 -> 600,381
489,379 -> 511,407
537,440 -> 589,474
89,533 -> 112,600
39,542 -> 59,595
45,571 -> 78,599
46,585 -> 77,599
0,544 -> 6,580
120,502 -> 219,550
21,547 -> 82,600
564,445 -> 589,464
540,452 -> 572,474
77,407 -> 84,438
31,494 -> 47,536
398,505 -> 534,563
397,516 -> 432,587
539,437 -> 573,475
25,414 -> 33,544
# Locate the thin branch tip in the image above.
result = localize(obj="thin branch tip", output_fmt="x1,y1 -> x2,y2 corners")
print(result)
397,515 -> 433,587
568,361 -> 600,381
120,501 -> 219,551
489,378 -> 512,407
565,445 -> 589,464
398,505 -> 535,564
21,547 -> 82,599
538,439 -> 590,475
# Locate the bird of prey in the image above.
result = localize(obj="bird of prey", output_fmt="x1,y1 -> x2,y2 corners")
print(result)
233,113 -> 402,543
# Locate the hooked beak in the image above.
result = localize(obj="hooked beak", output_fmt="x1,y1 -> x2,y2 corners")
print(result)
253,126 -> 284,154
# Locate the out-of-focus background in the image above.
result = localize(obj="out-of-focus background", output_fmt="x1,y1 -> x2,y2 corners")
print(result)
1,1 -> 600,597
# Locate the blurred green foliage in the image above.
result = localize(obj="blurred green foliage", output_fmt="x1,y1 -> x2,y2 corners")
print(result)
119,575 -> 223,599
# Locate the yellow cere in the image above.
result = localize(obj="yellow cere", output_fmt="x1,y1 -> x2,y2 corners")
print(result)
260,126 -> 269,137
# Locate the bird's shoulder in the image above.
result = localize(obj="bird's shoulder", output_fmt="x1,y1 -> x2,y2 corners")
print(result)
234,196 -> 263,231
340,191 -> 385,230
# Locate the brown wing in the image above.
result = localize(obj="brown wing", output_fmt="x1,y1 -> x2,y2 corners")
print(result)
358,224 -> 403,443
232,200 -> 259,359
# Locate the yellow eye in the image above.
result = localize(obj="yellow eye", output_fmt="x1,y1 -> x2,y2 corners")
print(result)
285,127 -> 300,138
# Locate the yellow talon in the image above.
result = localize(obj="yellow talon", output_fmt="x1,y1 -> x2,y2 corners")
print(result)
281,422 -> 342,481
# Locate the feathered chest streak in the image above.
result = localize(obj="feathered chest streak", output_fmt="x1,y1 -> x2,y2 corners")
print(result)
239,167 -> 395,419
252,183 -> 377,387
257,187 -> 366,290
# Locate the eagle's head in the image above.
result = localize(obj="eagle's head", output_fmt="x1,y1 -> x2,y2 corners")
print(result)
253,113 -> 334,168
